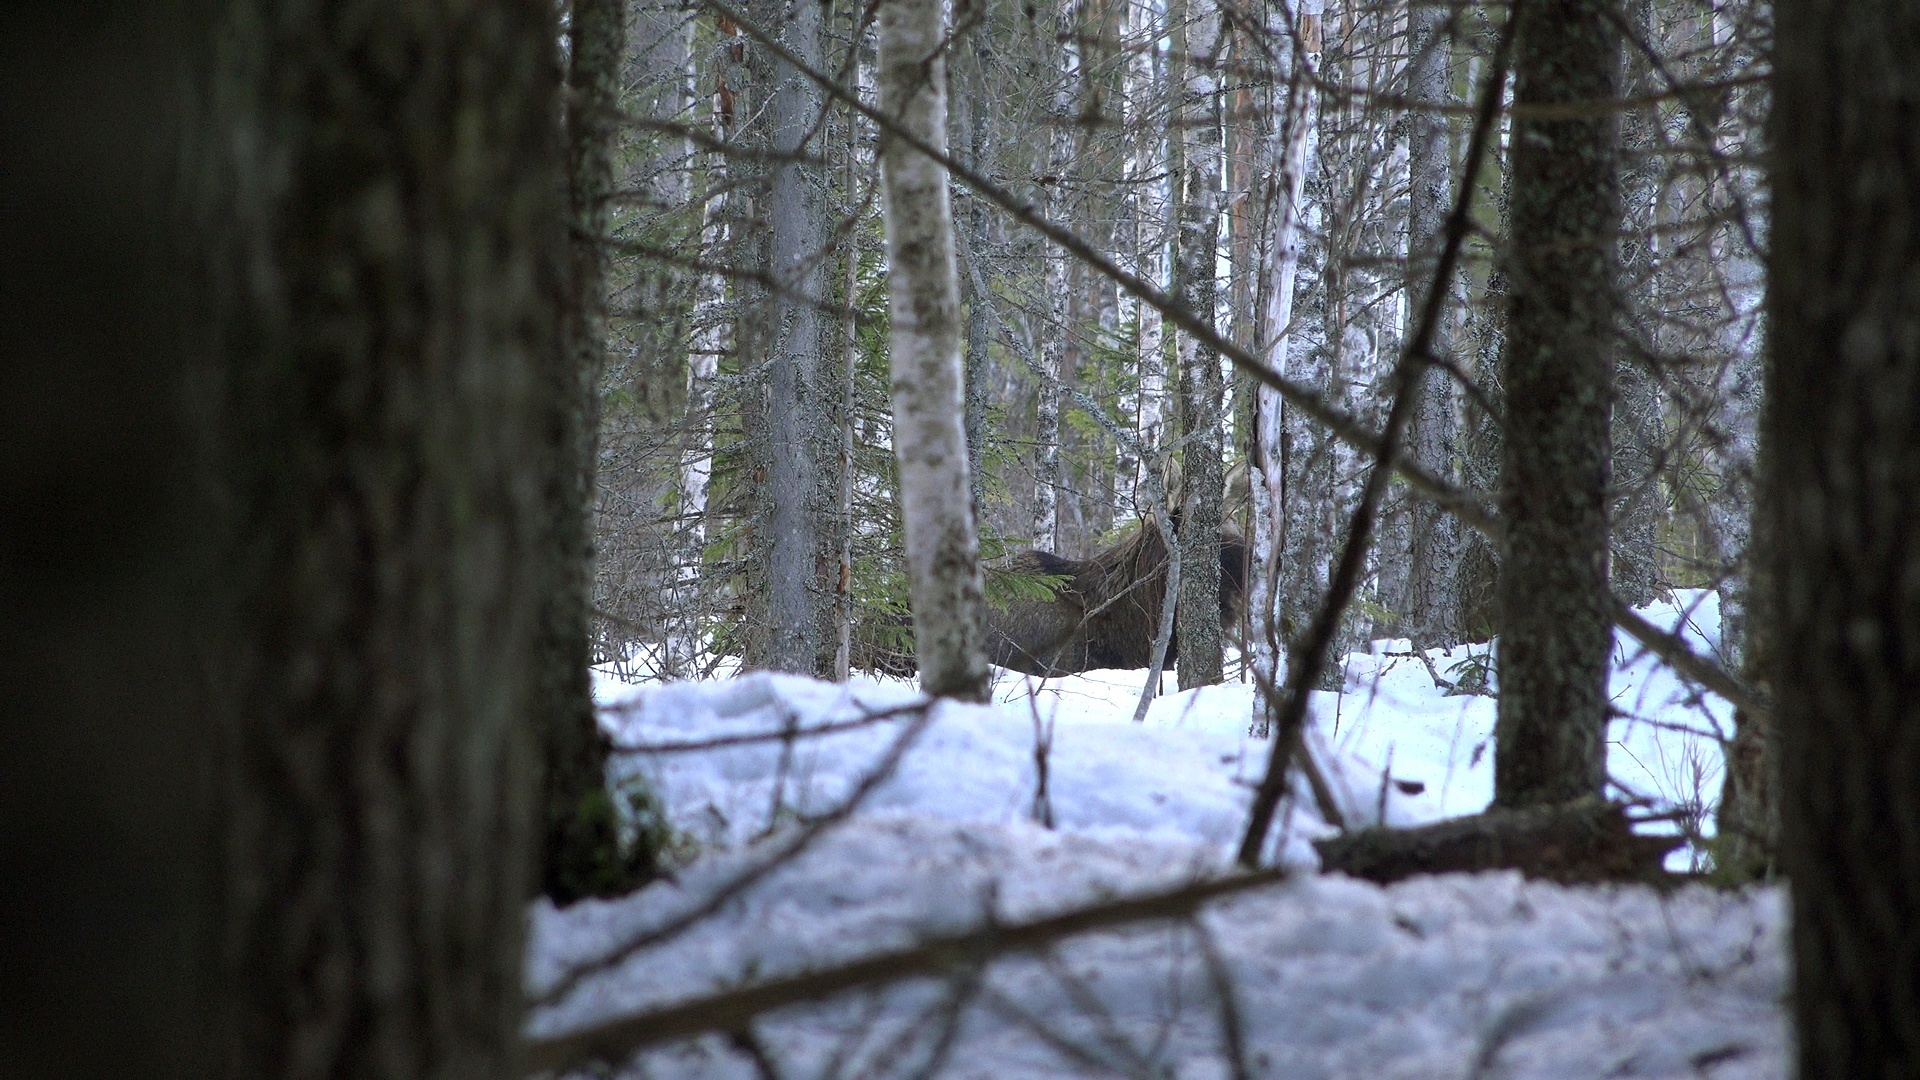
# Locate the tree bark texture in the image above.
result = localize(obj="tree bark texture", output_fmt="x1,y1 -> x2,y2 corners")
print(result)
1768,0 -> 1920,1071
1173,0 -> 1227,689
762,0 -> 837,675
203,0 -> 554,1074
1493,0 -> 1620,808
1382,0 -> 1464,649
879,0 -> 993,702
543,0 -> 650,906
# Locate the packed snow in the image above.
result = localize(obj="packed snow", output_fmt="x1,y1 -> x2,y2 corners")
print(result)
527,591 -> 1786,1079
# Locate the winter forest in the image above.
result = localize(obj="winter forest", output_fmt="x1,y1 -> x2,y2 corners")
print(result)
9,0 -> 1920,1075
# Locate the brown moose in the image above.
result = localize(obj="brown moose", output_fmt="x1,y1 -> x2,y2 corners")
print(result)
853,518 -> 1248,678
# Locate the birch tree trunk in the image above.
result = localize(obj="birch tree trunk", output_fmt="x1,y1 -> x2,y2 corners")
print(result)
1126,0 -> 1168,505
1492,0 -> 1621,808
1251,0 -> 1322,730
1031,3 -> 1077,551
1769,0 -> 1920,1067
879,0 -> 992,702
1173,0 -> 1227,689
762,0 -> 836,675
1381,0 -> 1464,649
202,0 -> 555,1070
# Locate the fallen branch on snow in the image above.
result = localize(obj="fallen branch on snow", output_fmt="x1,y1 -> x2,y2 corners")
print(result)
521,867 -> 1288,1074
1312,797 -> 1682,885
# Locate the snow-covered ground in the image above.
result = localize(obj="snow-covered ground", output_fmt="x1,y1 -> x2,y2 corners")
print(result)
527,592 -> 1786,1079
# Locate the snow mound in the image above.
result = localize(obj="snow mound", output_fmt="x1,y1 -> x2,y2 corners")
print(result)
532,593 -> 1777,1078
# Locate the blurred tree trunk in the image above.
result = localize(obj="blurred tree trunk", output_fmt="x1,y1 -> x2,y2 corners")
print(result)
1769,0 -> 1920,1070
541,0 -> 656,907
200,0 -> 558,1073
879,0 -> 992,701
1492,0 -> 1620,807
2,5 -> 211,1076
1172,0 -> 1226,689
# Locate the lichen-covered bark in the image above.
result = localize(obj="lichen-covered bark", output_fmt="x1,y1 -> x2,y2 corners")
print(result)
878,0 -> 991,702
1172,0 -> 1226,689
1769,0 -> 1920,1071
203,0 -> 554,1073
1492,0 -> 1620,808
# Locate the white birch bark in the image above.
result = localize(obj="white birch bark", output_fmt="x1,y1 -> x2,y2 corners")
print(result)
1250,0 -> 1322,732
879,0 -> 991,701
1032,4 -> 1079,551
1126,0 -> 1167,507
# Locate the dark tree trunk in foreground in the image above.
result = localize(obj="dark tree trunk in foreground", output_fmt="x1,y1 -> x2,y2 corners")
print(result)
2,6 -> 210,1076
1493,0 -> 1621,807
543,0 -> 654,906
1769,0 -> 1920,1072
204,0 -> 555,1074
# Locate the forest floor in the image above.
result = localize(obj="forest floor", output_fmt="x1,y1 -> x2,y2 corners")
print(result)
526,591 -> 1786,1079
